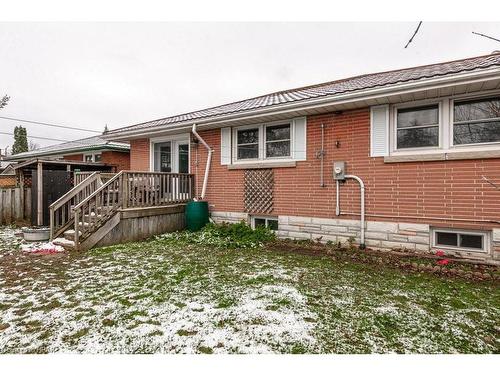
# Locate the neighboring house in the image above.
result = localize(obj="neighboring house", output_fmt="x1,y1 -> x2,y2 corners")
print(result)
104,53 -> 500,263
5,135 -> 131,171
0,163 -> 15,175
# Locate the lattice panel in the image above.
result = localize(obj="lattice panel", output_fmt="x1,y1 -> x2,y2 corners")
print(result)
244,169 -> 274,214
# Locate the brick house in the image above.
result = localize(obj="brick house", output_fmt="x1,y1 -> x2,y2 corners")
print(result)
5,135 -> 130,171
105,53 -> 500,263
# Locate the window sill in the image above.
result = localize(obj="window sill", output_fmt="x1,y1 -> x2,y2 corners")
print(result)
227,161 -> 297,170
384,149 -> 500,163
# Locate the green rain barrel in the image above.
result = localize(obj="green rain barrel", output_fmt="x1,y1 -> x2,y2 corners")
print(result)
185,201 -> 209,231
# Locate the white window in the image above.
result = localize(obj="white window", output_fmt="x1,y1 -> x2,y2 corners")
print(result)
251,216 -> 278,231
83,153 -> 102,163
236,127 -> 259,160
396,105 -> 440,149
453,97 -> 500,145
230,118 -> 306,164
381,94 -> 500,157
235,123 -> 291,161
265,124 -> 291,158
432,228 -> 489,253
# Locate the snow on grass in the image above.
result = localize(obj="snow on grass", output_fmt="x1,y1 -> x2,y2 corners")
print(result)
0,226 -> 498,353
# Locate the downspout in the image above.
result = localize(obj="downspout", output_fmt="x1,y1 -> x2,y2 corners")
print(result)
191,124 -> 213,200
336,174 -> 365,249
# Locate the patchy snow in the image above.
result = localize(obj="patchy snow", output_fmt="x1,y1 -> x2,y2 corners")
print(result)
0,226 -> 497,354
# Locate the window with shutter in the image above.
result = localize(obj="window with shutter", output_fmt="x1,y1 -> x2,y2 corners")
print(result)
229,117 -> 307,164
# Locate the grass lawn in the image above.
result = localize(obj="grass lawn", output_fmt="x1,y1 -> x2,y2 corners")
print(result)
0,226 -> 499,353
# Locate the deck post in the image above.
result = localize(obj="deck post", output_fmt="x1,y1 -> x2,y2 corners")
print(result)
18,169 -> 25,220
37,161 -> 43,226
122,172 -> 128,209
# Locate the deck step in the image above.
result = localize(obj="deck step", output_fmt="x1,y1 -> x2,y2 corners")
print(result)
53,237 -> 76,250
63,229 -> 81,241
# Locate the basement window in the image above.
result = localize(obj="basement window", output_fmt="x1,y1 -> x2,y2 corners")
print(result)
432,228 -> 489,253
252,216 -> 278,231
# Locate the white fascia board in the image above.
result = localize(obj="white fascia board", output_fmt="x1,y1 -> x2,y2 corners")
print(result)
104,67 -> 500,141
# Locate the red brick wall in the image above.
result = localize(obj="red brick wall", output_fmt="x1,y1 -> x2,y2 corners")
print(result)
191,132 -> 246,212
100,151 -> 130,171
190,108 -> 500,231
63,154 -> 83,161
129,139 -> 150,171
63,151 -> 130,171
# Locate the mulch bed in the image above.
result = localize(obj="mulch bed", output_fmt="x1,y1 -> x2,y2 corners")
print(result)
267,240 -> 500,282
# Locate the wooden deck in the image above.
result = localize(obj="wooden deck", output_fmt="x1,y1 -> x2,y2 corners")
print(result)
49,171 -> 195,250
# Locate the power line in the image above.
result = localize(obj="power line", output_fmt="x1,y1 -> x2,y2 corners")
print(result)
472,31 -> 500,43
0,131 -> 75,143
0,115 -> 101,133
404,21 -> 422,49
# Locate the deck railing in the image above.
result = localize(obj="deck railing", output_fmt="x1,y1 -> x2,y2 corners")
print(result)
50,172 -> 104,240
74,171 -> 115,186
71,171 -> 195,247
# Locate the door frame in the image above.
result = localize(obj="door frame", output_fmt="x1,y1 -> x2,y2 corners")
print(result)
149,134 -> 191,173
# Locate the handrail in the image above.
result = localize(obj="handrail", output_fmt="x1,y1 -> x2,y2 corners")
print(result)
50,172 -> 99,212
73,171 -> 124,212
49,171 -> 102,241
70,171 -> 195,249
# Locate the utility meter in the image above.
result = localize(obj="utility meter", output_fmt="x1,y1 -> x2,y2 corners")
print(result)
333,161 -> 346,180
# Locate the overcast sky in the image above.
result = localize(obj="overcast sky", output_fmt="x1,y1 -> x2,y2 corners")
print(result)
1,22 -> 500,152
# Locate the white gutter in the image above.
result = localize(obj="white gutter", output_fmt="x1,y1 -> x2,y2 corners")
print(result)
104,67 -> 500,141
191,124 -> 213,200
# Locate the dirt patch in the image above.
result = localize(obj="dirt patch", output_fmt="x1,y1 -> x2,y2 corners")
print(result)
266,239 -> 500,282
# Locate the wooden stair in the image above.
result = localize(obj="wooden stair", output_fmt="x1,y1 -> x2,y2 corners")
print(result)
49,170 -> 195,250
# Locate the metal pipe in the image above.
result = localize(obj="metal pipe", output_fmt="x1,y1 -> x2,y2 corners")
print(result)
319,123 -> 325,187
191,124 -> 213,200
344,174 -> 366,249
335,180 -> 340,216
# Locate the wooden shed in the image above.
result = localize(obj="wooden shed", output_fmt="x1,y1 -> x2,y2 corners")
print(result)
13,158 -> 115,226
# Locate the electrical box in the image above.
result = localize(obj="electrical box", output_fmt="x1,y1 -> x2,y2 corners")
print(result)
333,161 -> 346,180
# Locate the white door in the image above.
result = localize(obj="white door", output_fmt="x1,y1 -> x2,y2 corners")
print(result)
152,139 -> 190,200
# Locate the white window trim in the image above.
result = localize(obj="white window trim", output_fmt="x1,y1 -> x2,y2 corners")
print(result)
82,152 -> 102,163
389,90 -> 500,156
232,119 -> 295,164
264,123 -> 292,160
391,100 -> 444,154
431,228 -> 490,254
149,134 -> 191,173
251,216 -> 279,230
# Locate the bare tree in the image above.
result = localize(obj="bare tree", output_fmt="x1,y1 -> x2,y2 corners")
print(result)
29,140 -> 40,151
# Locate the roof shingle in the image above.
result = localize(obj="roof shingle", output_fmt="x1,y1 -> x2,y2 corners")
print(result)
107,53 -> 500,135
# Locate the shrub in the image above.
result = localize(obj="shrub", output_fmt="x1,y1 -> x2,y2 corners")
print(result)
156,221 -> 276,249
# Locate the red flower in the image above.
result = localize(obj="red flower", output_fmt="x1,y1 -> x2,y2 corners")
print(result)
435,250 -> 445,257
437,259 -> 449,266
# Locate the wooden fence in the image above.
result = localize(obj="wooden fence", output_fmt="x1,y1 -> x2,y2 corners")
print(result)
0,187 -> 31,225
0,175 -> 17,188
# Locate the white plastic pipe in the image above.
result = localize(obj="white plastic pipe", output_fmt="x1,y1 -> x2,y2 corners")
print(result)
335,180 -> 340,216
336,174 -> 365,249
192,124 -> 213,200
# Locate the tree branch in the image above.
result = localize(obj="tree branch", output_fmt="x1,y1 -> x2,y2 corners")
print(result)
404,21 -> 422,49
